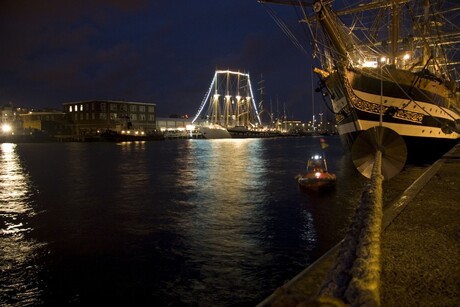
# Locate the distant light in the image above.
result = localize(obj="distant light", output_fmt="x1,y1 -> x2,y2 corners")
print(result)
403,53 -> 410,60
2,123 -> 12,133
380,57 -> 387,63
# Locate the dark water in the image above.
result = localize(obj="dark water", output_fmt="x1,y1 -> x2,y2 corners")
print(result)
0,137 -> 423,306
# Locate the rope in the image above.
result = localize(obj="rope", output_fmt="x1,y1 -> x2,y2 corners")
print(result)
318,150 -> 383,306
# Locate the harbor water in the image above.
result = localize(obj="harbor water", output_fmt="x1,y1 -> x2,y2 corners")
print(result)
0,136 -> 425,306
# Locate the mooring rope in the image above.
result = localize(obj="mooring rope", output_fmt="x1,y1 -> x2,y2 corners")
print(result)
318,150 -> 383,306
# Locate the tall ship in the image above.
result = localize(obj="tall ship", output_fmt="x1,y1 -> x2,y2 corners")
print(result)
192,70 -> 264,139
260,0 -> 460,163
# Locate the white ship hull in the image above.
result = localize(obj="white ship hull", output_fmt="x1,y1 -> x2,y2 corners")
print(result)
200,125 -> 232,139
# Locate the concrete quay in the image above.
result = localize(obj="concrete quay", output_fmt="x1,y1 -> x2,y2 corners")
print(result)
258,142 -> 460,306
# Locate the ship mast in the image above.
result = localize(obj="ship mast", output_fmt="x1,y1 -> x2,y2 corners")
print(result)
422,0 -> 431,66
390,0 -> 399,65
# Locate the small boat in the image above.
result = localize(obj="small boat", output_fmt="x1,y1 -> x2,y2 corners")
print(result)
296,154 -> 336,192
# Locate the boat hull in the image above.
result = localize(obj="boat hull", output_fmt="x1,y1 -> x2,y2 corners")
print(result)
324,68 -> 460,164
297,173 -> 336,192
200,125 -> 232,139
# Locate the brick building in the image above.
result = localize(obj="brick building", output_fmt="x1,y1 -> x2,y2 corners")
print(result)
63,100 -> 157,135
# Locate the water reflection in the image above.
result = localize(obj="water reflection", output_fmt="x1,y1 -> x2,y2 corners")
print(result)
166,139 -> 277,303
116,141 -> 153,236
0,143 -> 43,306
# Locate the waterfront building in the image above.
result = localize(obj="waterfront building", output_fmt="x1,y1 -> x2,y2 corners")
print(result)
63,100 -> 157,135
20,111 -> 69,136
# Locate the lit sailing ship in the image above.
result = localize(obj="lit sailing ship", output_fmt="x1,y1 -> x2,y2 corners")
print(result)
260,0 -> 460,163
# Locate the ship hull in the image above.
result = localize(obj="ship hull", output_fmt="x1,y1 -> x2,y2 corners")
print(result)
338,129 -> 457,164
324,67 -> 460,164
200,125 -> 232,139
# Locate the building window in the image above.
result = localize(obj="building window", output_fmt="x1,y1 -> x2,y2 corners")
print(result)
101,103 -> 106,111
75,105 -> 78,112
120,104 -> 127,111
130,105 -> 137,112
74,114 -> 78,120
80,105 -> 83,111
148,106 -> 155,112
86,113 -> 89,120
140,114 -> 146,121
148,114 -> 155,121
100,113 -> 107,120
110,104 -> 117,111
69,106 -> 73,112
110,113 -> 117,119
139,105 -> 145,112
131,114 -> 137,121
91,103 -> 95,110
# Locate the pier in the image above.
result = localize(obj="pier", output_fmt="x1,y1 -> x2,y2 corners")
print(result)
258,142 -> 460,306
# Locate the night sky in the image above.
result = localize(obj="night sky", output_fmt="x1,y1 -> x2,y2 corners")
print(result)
1,0 -> 330,122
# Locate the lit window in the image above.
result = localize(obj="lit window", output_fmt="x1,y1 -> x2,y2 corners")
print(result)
80,105 -> 83,111
75,105 -> 78,111
69,106 -> 73,112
